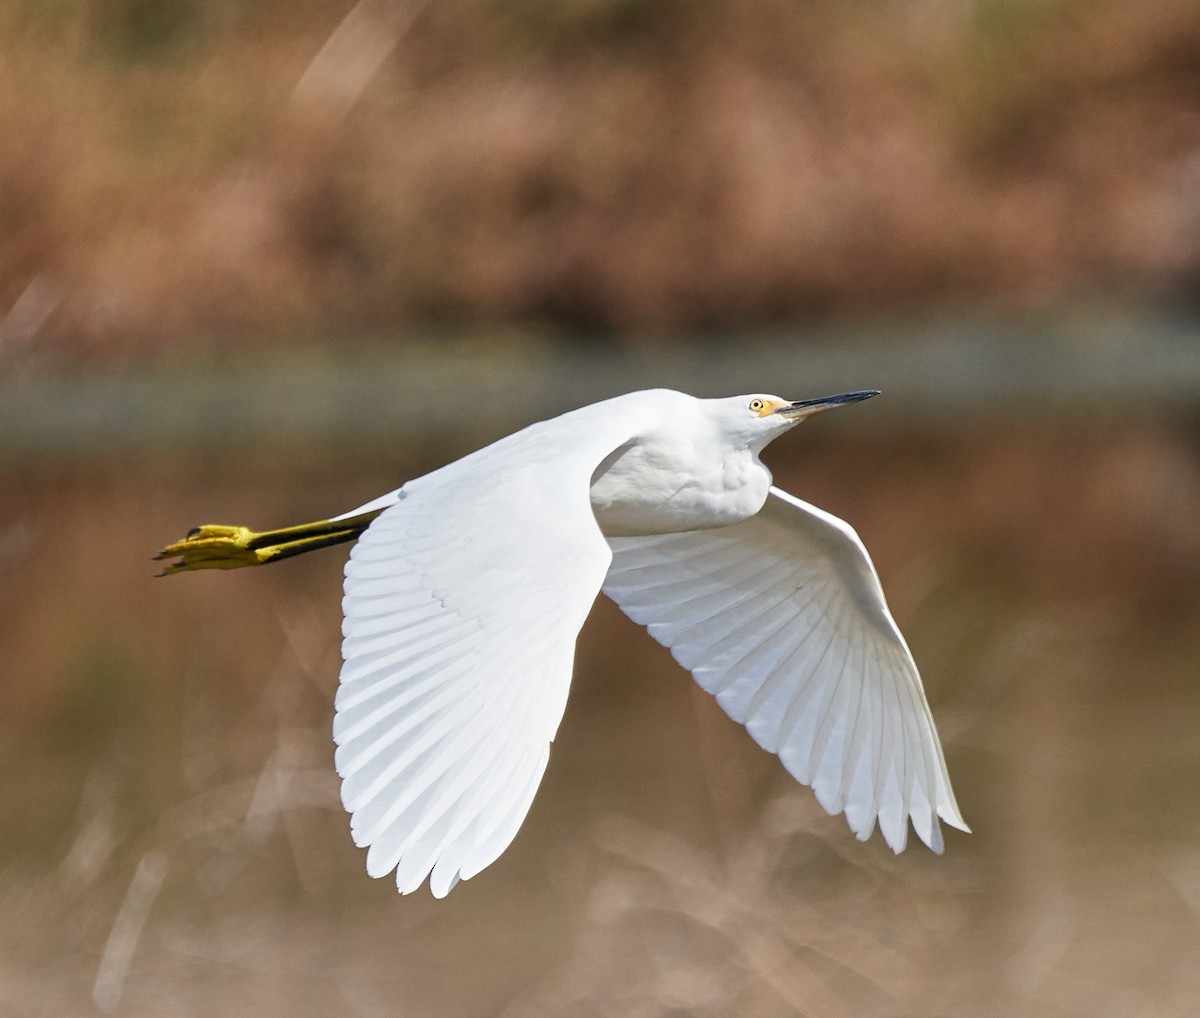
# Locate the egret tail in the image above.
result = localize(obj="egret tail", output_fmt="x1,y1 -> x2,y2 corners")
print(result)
155,509 -> 385,575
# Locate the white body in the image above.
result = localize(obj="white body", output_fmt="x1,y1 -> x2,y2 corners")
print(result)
588,390 -> 774,535
332,389 -> 967,897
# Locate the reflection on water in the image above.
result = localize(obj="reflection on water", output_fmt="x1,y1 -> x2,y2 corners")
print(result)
2,423 -> 1199,1015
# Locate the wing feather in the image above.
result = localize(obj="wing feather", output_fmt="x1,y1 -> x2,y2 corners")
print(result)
337,421 -> 628,896
604,486 -> 966,853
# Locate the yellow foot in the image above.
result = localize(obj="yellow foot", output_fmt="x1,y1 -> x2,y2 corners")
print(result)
154,524 -> 267,575
155,509 -> 385,576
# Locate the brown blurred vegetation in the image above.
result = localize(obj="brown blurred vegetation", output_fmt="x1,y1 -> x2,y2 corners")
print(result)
4,2 -> 1200,1014
3,0 -> 1200,358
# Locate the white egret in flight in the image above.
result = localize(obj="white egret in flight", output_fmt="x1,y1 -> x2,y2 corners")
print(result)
157,388 -> 967,897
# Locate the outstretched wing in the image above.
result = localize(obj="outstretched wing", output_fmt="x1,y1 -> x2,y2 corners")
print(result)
602,486 -> 966,853
336,432 -> 616,897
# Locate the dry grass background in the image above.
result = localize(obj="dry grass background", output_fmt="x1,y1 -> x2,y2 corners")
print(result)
3,0 -> 1200,355
4,0 -> 1200,1014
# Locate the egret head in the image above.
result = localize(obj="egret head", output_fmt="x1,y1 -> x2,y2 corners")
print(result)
717,390 -> 880,449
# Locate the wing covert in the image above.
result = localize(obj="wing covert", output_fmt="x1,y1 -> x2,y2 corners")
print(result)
603,486 -> 966,853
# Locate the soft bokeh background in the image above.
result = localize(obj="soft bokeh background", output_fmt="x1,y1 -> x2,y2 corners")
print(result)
3,2 -> 1200,1015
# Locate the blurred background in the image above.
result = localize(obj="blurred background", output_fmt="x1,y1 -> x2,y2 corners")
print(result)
3,1 -> 1200,1014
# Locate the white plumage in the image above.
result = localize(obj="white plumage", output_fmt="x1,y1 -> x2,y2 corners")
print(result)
330,388 -> 967,896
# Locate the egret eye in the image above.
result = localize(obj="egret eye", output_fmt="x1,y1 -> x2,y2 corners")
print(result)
748,398 -> 767,413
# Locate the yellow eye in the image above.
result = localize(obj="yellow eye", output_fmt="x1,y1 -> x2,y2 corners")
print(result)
748,398 -> 767,412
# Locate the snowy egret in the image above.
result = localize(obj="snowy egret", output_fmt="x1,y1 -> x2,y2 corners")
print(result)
157,388 -> 967,897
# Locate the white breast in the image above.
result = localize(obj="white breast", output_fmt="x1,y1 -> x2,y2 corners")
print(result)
589,437 -> 772,537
